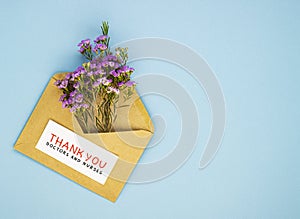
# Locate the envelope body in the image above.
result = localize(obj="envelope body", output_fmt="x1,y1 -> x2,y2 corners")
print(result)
14,72 -> 154,202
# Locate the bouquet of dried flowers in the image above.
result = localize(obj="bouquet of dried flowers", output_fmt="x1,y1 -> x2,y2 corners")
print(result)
54,21 -> 136,133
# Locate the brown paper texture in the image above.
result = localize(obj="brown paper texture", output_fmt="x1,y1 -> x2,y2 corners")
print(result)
14,72 -> 154,202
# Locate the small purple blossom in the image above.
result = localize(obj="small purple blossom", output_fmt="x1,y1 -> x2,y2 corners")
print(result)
117,65 -> 134,74
70,90 -> 77,97
73,82 -> 80,89
118,81 -> 125,87
105,78 -> 112,85
87,71 -> 93,77
104,55 -> 117,61
70,104 -> 80,112
74,66 -> 85,77
94,35 -> 107,43
125,81 -> 136,87
110,70 -> 119,77
79,47 -> 85,53
93,69 -> 103,75
108,61 -> 114,67
95,77 -> 112,86
107,87 -> 120,94
62,100 -> 68,108
67,97 -> 75,104
90,63 -> 97,69
58,80 -> 68,89
65,73 -> 72,80
93,43 -> 107,52
92,79 -> 102,87
80,103 -> 89,109
75,94 -> 83,103
114,63 -> 120,68
77,39 -> 92,55
99,44 -> 107,50
59,94 -> 67,102
77,39 -> 90,47
101,61 -> 109,68
54,80 -> 61,86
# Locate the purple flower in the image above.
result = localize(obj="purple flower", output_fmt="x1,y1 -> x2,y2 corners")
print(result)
94,35 -> 107,43
110,70 -> 119,77
78,39 -> 91,54
101,61 -> 109,67
92,48 -> 97,53
80,103 -> 89,109
67,97 -> 75,104
70,104 -> 79,113
82,39 -> 90,44
92,79 -> 101,87
125,81 -> 136,87
54,80 -> 61,86
92,45 -> 98,53
108,61 -> 115,67
87,71 -> 93,77
93,69 -> 104,75
78,47 -> 85,53
96,77 -> 112,86
117,66 -> 127,74
70,67 -> 85,81
74,66 -> 85,77
59,94 -> 67,102
90,63 -> 97,69
72,71 -> 81,79
77,39 -> 90,47
62,100 -> 68,108
73,82 -> 80,89
107,55 -> 117,61
107,87 -> 120,94
70,90 -> 77,97
75,94 -> 83,103
70,74 -> 75,81
118,81 -> 125,87
93,43 -> 107,52
65,73 -> 72,80
96,62 -> 103,68
58,80 -> 68,89
99,44 -> 107,50
118,65 -> 134,74
114,63 -> 120,68
105,78 -> 113,85
82,39 -> 91,45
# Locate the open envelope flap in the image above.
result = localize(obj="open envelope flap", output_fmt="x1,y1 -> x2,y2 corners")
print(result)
14,72 -> 154,202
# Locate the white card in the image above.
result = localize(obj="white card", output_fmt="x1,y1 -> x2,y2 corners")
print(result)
35,120 -> 118,185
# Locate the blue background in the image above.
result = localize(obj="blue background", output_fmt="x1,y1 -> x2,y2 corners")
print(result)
0,0 -> 299,218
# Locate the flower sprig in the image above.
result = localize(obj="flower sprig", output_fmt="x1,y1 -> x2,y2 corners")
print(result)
55,21 -> 136,132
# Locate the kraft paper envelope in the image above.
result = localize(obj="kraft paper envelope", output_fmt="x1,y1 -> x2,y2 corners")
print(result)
14,72 -> 154,202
